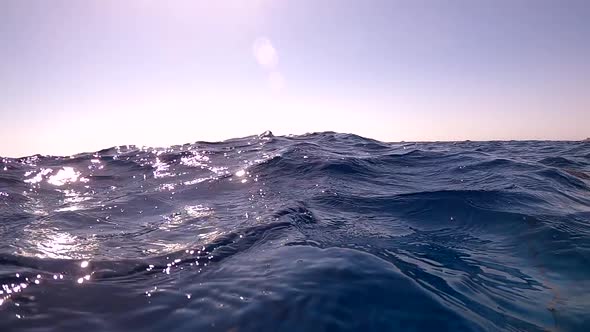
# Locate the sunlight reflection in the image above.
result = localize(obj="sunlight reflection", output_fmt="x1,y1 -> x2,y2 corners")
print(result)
21,192 -> 48,216
185,205 -> 213,218
89,159 -> 104,170
159,205 -> 214,231
143,242 -> 187,255
20,226 -> 98,260
55,189 -> 92,212
24,168 -> 53,184
210,166 -> 229,176
47,167 -> 88,186
159,183 -> 176,191
180,152 -> 210,168
33,231 -> 79,259
198,230 -> 221,241
153,157 -> 173,178
183,177 -> 212,186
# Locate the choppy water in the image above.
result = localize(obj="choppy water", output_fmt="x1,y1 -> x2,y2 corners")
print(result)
1,132 -> 589,331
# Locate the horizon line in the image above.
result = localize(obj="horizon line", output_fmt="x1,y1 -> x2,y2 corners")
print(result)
2,131 -> 589,159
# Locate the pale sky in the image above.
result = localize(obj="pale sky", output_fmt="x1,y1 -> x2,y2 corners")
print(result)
1,0 -> 589,157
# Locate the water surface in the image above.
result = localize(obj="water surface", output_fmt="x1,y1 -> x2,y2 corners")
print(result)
1,132 -> 589,331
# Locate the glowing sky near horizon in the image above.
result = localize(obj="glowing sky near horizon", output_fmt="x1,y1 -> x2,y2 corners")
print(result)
1,0 -> 589,157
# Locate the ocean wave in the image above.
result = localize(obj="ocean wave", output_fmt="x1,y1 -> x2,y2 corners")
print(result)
1,132 -> 589,331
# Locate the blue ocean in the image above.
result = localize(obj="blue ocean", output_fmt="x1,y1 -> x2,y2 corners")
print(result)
1,132 -> 589,331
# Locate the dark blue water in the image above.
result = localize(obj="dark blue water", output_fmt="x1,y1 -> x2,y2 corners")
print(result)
1,132 -> 589,331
